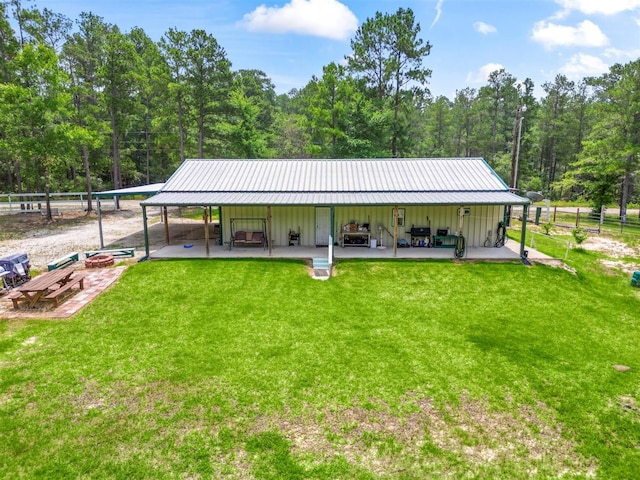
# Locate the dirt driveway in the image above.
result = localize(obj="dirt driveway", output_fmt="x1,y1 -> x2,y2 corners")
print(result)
0,201 -> 163,271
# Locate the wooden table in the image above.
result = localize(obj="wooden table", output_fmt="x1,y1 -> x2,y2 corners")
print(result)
10,268 -> 85,309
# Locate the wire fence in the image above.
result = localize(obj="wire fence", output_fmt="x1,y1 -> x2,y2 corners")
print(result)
0,192 -> 119,214
512,205 -> 640,239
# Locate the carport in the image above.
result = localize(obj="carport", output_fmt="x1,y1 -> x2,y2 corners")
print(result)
93,183 -> 164,249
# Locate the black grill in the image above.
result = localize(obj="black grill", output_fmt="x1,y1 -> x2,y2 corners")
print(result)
410,227 -> 430,236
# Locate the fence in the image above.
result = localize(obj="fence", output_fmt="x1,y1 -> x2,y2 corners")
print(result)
512,205 -> 640,238
0,192 -> 117,214
529,232 -> 572,260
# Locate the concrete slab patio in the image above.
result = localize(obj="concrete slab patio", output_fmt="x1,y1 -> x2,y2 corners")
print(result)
149,240 -> 552,262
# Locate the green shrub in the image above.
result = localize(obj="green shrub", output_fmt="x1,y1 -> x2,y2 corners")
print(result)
572,227 -> 588,244
541,222 -> 553,235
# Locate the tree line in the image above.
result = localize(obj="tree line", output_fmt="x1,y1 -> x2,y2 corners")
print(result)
0,1 -> 638,217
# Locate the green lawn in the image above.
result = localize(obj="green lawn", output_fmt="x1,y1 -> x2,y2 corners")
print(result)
1,248 -> 639,478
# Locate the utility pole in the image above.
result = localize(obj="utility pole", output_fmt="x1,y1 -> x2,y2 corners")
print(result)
507,104 -> 526,226
509,104 -> 527,192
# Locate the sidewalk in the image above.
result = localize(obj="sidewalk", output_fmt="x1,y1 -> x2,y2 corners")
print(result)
0,266 -> 126,320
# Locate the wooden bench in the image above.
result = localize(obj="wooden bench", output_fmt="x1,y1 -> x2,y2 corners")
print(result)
43,273 -> 86,306
5,290 -> 25,309
47,252 -> 79,271
231,231 -> 265,248
84,248 -> 135,259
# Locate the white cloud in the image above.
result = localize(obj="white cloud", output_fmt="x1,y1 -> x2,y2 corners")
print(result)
559,53 -> 610,78
531,20 -> 609,49
241,0 -> 358,40
466,63 -> 504,84
431,0 -> 444,28
603,47 -> 640,59
473,21 -> 497,34
554,0 -> 640,16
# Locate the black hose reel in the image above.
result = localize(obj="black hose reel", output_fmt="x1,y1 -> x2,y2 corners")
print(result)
494,221 -> 506,247
454,235 -> 466,258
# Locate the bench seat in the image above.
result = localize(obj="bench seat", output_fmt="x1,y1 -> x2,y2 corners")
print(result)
85,248 -> 135,259
47,252 -> 79,271
43,273 -> 86,306
231,231 -> 265,248
4,290 -> 25,309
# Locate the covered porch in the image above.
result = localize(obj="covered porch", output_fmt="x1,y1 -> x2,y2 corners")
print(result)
148,239 -> 551,262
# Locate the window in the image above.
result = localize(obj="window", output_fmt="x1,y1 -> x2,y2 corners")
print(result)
393,208 -> 405,227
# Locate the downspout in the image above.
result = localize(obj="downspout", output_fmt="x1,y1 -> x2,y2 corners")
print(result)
141,204 -> 150,261
520,203 -> 529,264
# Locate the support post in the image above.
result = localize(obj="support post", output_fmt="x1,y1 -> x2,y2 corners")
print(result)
97,198 -> 104,249
393,206 -> 398,257
520,204 -> 529,260
267,206 -> 273,256
142,205 -> 150,259
329,206 -> 335,264
204,207 -> 210,256
164,206 -> 170,244
218,207 -> 223,245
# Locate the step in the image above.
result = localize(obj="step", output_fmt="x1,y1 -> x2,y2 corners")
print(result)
312,258 -> 330,270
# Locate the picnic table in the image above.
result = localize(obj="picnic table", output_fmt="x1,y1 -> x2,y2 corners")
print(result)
8,268 -> 85,309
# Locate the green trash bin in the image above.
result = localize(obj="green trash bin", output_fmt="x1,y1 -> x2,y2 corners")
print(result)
632,271 -> 640,287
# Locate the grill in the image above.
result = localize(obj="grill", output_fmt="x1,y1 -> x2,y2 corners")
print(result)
409,226 -> 431,247
0,253 -> 31,288
410,227 -> 431,236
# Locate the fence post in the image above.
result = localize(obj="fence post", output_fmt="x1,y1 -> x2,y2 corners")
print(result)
599,205 -> 605,234
576,208 -> 580,228
553,206 -> 557,223
545,199 -> 551,222
535,207 -> 542,225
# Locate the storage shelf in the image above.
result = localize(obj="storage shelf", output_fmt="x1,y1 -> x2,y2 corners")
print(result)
433,235 -> 457,248
341,232 -> 370,247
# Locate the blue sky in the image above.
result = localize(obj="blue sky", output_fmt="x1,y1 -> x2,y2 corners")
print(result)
30,0 -> 640,98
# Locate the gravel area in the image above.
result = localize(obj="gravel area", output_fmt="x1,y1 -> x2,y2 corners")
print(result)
0,201 -> 163,271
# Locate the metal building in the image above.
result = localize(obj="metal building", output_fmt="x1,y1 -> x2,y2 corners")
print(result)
140,158 -> 531,260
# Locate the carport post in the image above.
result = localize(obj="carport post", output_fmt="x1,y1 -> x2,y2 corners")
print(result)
97,198 -> 105,249
520,204 -> 529,259
142,205 -> 150,259
163,206 -> 170,244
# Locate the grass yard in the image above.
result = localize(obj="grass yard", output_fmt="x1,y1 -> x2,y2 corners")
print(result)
1,248 -> 640,478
